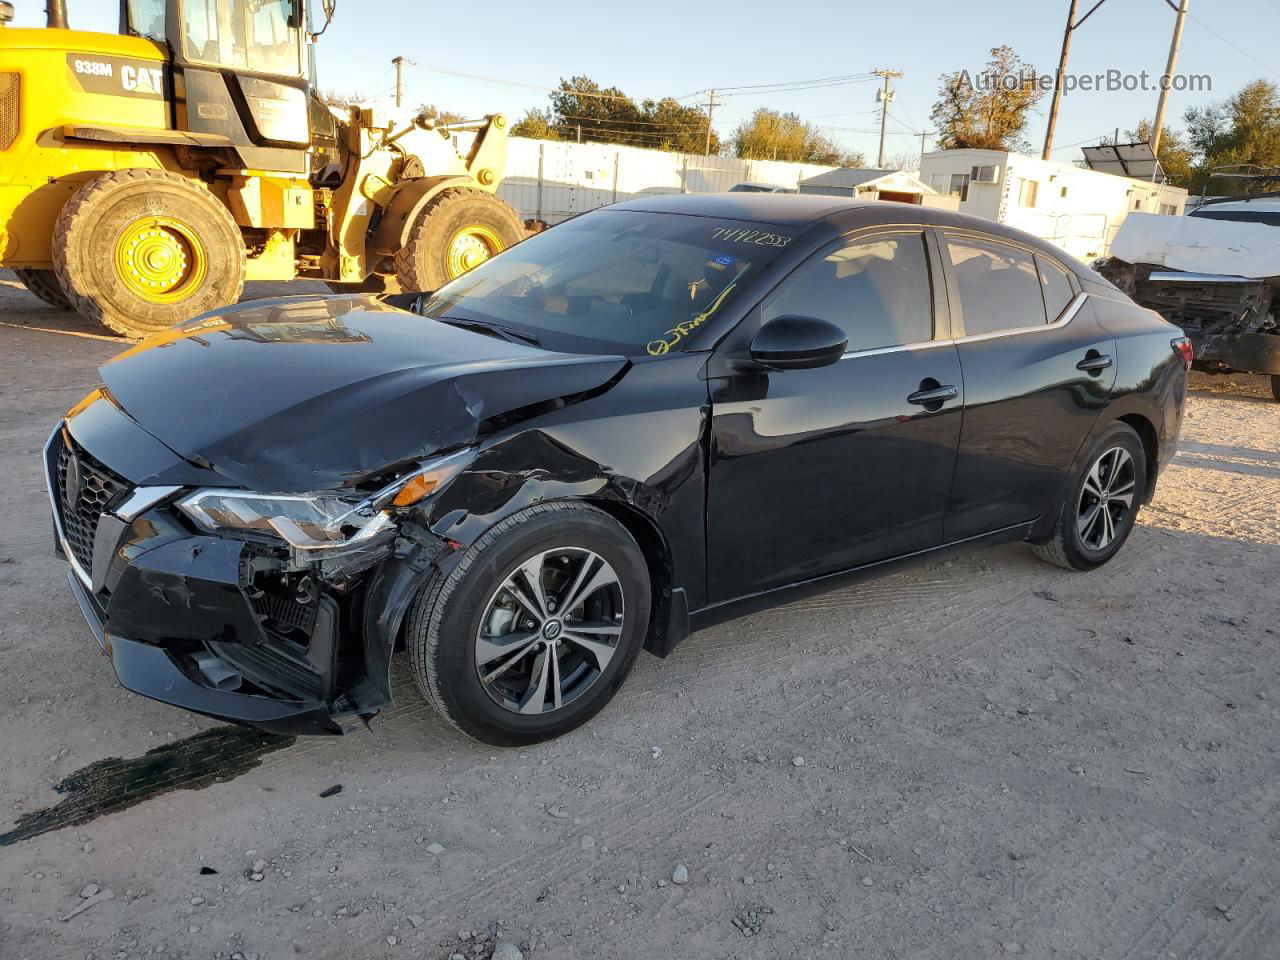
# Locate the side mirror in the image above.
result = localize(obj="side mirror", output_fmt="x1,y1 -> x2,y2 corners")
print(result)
749,315 -> 848,370
311,0 -> 336,38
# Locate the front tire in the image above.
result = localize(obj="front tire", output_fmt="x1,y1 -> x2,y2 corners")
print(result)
53,169 -> 246,338
1030,422 -> 1147,571
406,502 -> 651,746
15,268 -> 71,309
393,188 -> 524,292
1271,374 -> 1280,403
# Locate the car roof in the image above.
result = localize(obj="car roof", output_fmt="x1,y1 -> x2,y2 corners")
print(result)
608,192 -> 867,226
606,193 -> 1080,266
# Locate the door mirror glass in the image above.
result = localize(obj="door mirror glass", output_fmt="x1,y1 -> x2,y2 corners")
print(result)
749,316 -> 848,370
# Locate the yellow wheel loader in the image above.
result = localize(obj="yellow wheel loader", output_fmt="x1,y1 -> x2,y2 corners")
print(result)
0,0 -> 525,338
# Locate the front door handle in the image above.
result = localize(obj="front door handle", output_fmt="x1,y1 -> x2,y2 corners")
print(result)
907,384 -> 959,406
1076,352 -> 1113,374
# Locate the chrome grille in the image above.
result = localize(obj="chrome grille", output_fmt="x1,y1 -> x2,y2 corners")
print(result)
54,435 -> 128,575
0,73 -> 17,151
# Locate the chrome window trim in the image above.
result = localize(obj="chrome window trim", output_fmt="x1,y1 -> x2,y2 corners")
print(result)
43,424 -> 92,590
841,338 -> 955,361
837,292 -> 1089,361
951,291 -> 1089,345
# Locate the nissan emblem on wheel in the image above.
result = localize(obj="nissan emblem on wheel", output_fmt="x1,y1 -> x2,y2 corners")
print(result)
45,194 -> 1188,746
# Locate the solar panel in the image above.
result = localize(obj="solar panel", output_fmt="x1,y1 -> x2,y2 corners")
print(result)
1081,142 -> 1166,183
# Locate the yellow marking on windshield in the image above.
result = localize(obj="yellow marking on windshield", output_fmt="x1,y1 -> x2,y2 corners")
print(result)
646,281 -> 740,357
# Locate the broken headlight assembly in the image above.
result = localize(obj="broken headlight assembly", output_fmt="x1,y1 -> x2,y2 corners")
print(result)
176,449 -> 474,563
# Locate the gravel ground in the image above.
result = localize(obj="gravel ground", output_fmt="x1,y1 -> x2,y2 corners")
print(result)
2,271 -> 1279,960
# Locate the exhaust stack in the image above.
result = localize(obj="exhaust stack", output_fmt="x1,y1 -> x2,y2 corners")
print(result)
46,0 -> 68,28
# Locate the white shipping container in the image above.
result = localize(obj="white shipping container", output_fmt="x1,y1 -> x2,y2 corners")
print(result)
493,138 -> 838,224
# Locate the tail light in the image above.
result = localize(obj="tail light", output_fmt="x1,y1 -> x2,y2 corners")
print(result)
1171,336 -> 1193,370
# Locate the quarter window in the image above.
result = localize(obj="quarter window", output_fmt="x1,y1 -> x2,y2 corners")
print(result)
1036,256 -> 1076,321
763,234 -> 934,353
945,236 -> 1047,337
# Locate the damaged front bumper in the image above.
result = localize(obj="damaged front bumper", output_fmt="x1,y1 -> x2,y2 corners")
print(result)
44,401 -> 452,736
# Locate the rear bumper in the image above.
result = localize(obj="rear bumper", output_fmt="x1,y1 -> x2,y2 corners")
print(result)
66,568 -> 342,736
1190,330 -> 1280,376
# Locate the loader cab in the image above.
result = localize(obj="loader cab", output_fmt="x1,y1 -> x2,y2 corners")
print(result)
122,0 -> 329,172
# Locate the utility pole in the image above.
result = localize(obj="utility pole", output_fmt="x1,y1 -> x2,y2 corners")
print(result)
1043,0 -> 1114,159
875,69 -> 903,168
704,89 -> 723,156
1043,0 -> 1080,159
917,129 -> 935,168
392,56 -> 404,108
1151,0 -> 1189,155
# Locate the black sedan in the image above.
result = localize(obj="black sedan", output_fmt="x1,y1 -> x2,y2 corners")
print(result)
46,194 -> 1190,745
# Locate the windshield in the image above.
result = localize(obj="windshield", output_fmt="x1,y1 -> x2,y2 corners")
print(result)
182,0 -> 304,77
1189,207 -> 1280,227
418,210 -> 798,357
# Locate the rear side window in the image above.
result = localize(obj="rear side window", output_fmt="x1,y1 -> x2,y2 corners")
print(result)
763,233 -> 933,353
945,236 -> 1047,337
1037,256 -> 1076,321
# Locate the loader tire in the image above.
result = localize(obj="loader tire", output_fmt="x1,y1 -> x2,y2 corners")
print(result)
393,189 -> 524,293
15,268 -> 71,309
53,169 -> 245,339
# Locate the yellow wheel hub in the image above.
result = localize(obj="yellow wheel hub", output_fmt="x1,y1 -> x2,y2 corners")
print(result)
114,215 -> 207,303
445,224 -> 503,278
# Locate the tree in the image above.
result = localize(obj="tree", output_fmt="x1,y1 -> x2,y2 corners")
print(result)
316,88 -> 362,109
416,103 -> 466,126
511,108 -> 561,141
930,46 -> 1046,153
511,76 -> 718,153
890,150 -> 920,174
1184,79 -> 1280,193
732,109 -> 865,166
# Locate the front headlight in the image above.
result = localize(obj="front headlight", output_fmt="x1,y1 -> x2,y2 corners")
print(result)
177,449 -> 473,559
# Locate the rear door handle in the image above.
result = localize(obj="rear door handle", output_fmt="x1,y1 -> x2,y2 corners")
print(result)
1076,353 -> 1113,374
907,385 -> 959,405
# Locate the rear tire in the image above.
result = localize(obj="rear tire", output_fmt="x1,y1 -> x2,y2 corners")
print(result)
393,189 -> 524,293
15,268 -> 71,309
1030,422 -> 1147,571
53,169 -> 245,338
1271,374 -> 1280,403
405,501 -> 650,746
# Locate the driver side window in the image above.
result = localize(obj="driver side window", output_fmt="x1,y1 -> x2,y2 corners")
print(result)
762,232 -> 934,354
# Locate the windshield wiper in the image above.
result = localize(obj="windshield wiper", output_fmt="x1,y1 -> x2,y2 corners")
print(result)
434,316 -> 542,347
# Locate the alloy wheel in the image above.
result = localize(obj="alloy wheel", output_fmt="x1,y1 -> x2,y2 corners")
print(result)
475,547 -> 625,715
1077,446 -> 1137,551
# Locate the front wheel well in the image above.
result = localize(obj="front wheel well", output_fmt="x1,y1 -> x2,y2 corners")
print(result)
584,498 -> 681,657
1116,413 -> 1159,503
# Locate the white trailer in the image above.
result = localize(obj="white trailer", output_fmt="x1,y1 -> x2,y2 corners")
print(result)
918,148 -> 1188,261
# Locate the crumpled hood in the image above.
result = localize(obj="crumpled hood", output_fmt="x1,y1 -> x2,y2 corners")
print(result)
99,295 -> 628,492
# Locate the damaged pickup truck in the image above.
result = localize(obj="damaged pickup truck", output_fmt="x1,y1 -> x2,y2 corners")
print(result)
1097,199 -> 1280,401
47,194 -> 1188,745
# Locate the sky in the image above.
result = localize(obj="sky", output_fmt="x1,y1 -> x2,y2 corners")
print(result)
16,0 -> 1280,165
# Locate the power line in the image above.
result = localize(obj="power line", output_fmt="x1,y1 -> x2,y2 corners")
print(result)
715,72 -> 877,93
720,77 -> 881,98
557,113 -> 707,129
1183,10 -> 1280,81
